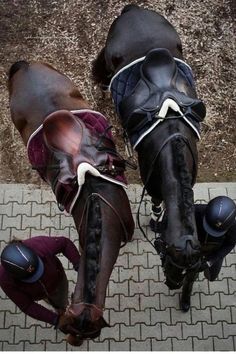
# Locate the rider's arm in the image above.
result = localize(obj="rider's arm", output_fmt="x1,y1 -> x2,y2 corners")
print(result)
0,281 -> 58,325
26,236 -> 81,270
206,225 -> 236,266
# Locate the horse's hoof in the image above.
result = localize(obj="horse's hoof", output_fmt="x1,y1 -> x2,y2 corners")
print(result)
180,296 -> 191,312
67,334 -> 83,347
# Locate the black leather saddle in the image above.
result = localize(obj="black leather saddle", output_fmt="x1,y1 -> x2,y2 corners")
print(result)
119,48 -> 206,138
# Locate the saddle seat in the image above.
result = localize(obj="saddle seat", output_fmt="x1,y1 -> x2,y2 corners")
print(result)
119,48 -> 206,139
42,110 -> 126,212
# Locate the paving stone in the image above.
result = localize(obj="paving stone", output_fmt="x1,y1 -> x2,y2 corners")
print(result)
129,279 -> 150,296
22,215 -> 41,229
99,323 -> 120,341
105,294 -> 120,311
213,336 -> 235,351
23,188 -> 42,203
193,337 -> 214,351
130,308 -> 151,326
32,201 -> 51,216
211,307 -> 231,324
0,202 -> 13,216
45,340 -> 67,350
151,338 -> 172,351
109,339 -> 130,351
4,187 -> 23,203
130,338 -> 152,351
200,293 -> 220,309
12,201 -> 32,217
222,322 -> 236,337
140,323 -> 161,341
151,308 -> 171,325
220,293 -> 236,308
15,326 -> 36,344
2,214 -> 22,230
182,322 -> 202,339
161,323 -> 182,340
0,311 -> 5,329
190,307 -> 211,324
35,326 -> 57,343
3,342 -> 25,351
88,339 -> 109,351
140,294 -> 161,311
119,266 -> 139,282
170,307 -> 191,324
5,312 -> 26,328
120,323 -> 141,340
109,309 -> 130,326
202,322 -> 223,338
172,337 -> 193,351
159,293 -> 181,310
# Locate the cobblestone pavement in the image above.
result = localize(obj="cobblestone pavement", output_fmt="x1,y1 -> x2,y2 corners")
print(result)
0,183 -> 235,351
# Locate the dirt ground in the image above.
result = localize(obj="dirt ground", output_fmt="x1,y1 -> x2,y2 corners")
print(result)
0,0 -> 235,186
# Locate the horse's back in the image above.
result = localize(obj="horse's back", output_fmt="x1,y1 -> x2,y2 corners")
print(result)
9,61 -> 88,143
105,6 -> 183,72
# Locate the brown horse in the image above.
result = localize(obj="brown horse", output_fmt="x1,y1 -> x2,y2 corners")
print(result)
92,4 -> 206,289
8,61 -> 134,344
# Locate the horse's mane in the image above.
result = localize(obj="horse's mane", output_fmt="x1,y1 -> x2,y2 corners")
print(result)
173,137 -> 194,234
84,194 -> 102,303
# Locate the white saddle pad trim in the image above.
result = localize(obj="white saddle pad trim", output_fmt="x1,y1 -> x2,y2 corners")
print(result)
133,98 -> 200,149
69,162 -> 127,214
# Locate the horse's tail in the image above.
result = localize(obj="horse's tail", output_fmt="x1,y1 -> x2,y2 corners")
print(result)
8,60 -> 29,81
84,194 -> 102,303
91,47 -> 111,86
121,4 -> 139,14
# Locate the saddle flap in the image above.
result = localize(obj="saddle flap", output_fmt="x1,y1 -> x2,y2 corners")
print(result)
43,110 -> 83,156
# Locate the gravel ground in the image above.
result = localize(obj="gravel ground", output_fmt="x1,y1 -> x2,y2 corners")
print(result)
0,0 -> 235,185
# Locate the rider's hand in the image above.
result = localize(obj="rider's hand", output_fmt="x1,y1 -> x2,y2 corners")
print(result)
55,314 -> 74,334
198,258 -> 210,272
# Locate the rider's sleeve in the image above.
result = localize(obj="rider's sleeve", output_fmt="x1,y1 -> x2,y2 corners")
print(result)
41,236 -> 81,269
0,281 -> 58,325
206,224 -> 236,265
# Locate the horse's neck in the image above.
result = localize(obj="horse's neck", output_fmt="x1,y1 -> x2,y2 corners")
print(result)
71,177 -> 129,307
158,131 -> 198,247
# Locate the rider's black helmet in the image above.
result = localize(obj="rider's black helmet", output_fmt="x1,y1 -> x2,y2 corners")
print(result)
1,242 -> 44,283
203,196 -> 236,237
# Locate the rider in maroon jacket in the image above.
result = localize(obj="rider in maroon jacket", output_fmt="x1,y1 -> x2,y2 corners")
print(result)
0,236 -> 80,330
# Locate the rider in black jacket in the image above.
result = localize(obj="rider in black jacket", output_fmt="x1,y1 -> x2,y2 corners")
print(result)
180,196 -> 236,312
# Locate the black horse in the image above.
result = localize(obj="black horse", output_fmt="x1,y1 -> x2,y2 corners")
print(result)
92,4 -> 206,289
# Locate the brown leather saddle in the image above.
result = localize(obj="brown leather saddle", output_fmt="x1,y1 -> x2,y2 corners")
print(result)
119,48 -> 206,139
42,110 -> 125,212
